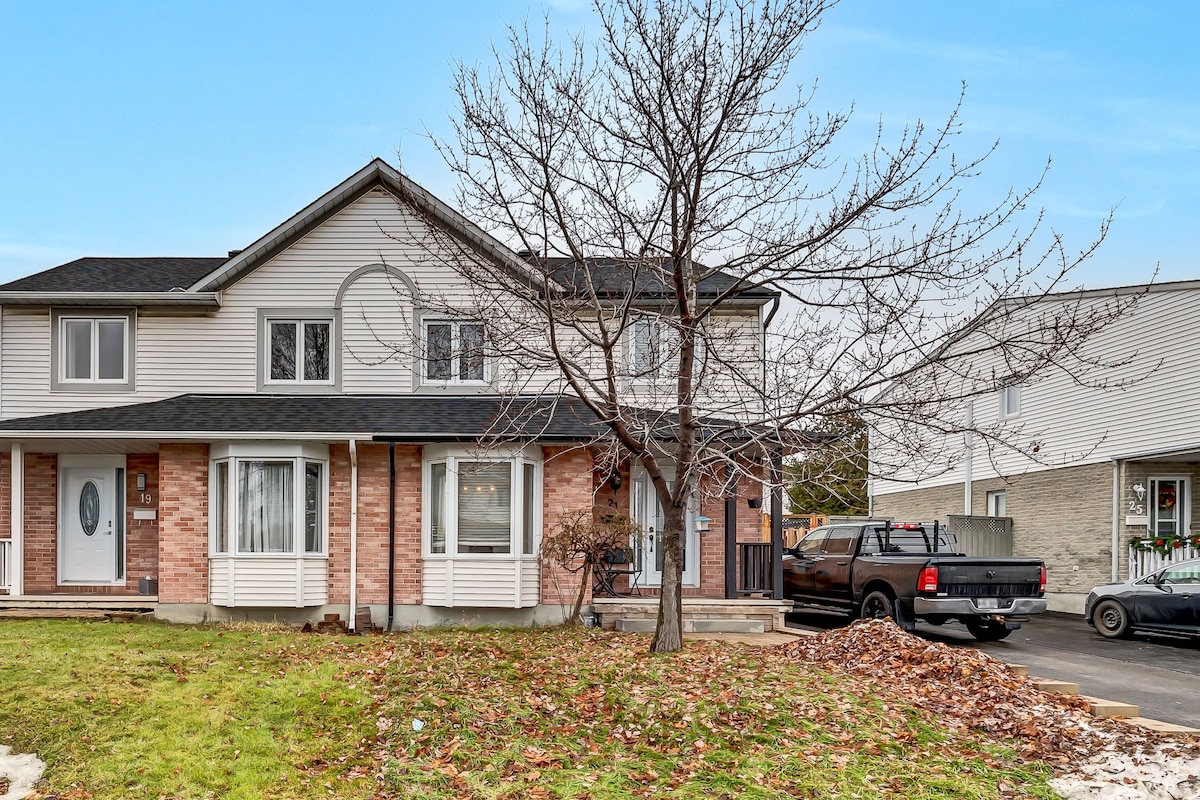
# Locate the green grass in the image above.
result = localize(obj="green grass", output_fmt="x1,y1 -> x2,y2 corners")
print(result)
0,619 -> 386,799
0,621 -> 1060,799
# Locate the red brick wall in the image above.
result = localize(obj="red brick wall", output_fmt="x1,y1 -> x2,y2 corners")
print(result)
158,444 -> 209,604
125,454 -> 159,593
541,445 -> 595,605
0,454 -> 9,540
22,454 -> 57,593
328,443 -> 423,606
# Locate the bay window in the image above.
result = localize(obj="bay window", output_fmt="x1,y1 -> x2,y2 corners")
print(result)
423,445 -> 541,557
210,445 -> 327,557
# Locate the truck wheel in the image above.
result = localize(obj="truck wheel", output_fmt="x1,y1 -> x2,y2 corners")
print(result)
860,590 -> 896,622
1093,599 -> 1131,639
966,620 -> 1012,641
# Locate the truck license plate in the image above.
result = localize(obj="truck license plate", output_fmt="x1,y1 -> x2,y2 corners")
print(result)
976,598 -> 1000,609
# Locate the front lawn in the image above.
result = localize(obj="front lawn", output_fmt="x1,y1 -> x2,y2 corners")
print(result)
0,620 -> 1061,799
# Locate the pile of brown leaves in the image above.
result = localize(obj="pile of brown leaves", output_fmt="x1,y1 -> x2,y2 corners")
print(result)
776,619 -> 1197,764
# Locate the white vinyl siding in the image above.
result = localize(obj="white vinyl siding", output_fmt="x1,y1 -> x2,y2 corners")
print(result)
209,557 -> 328,607
421,559 -> 541,608
873,286 -> 1200,496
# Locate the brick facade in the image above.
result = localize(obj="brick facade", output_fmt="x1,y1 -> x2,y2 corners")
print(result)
157,444 -> 209,604
125,453 -> 159,593
540,445 -> 595,605
21,454 -> 57,593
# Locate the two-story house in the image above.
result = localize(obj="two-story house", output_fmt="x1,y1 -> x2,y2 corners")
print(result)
870,280 -> 1200,613
0,159 -> 785,629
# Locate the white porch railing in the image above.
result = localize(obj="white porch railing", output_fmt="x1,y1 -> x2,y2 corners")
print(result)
1129,541 -> 1200,580
0,538 -> 10,591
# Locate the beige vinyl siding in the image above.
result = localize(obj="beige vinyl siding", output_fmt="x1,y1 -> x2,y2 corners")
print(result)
422,558 -> 540,608
208,557 -> 328,607
1,187 -> 767,418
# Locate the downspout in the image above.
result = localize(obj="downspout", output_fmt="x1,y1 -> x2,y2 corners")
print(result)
761,295 -> 780,399
348,439 -> 358,631
963,401 -> 974,515
387,441 -> 396,632
1111,460 -> 1120,582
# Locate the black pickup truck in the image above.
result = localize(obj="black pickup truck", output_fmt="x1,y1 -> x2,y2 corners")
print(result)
782,521 -> 1047,641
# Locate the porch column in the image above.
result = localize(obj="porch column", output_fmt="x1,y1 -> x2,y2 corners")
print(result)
770,452 -> 783,601
10,443 -> 23,596
723,465 -> 737,599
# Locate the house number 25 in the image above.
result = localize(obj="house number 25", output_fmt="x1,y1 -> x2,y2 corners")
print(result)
140,492 -> 154,504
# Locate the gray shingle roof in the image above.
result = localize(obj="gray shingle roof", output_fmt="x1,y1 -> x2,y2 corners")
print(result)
0,394 -> 610,439
542,257 -> 777,301
0,257 -> 227,293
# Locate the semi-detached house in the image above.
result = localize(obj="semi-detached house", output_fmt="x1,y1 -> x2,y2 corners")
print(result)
0,159 -> 785,629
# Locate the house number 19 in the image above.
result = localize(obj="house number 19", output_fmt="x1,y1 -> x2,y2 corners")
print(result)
140,492 -> 153,504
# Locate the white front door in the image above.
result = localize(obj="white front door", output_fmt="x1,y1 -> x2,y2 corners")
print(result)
631,467 -> 699,587
60,462 -> 123,584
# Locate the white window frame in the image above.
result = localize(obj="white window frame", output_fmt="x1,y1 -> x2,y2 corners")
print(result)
263,318 -> 335,387
51,309 -> 136,392
208,443 -> 329,558
999,382 -> 1021,419
1148,475 -> 1189,539
626,314 -> 707,387
986,490 -> 1007,517
420,319 -> 490,386
422,444 -> 541,559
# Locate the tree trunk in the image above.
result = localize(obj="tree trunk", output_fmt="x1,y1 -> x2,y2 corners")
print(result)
650,505 -> 685,652
569,560 -> 592,626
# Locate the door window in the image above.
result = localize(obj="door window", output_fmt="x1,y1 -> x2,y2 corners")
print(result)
794,529 -> 829,555
822,526 -> 858,555
1150,478 -> 1187,537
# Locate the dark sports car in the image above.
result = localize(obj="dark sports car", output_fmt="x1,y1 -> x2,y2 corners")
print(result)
1084,558 -> 1200,639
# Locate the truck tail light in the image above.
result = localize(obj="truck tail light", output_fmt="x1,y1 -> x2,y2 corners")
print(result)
1039,566 -> 1047,593
917,566 -> 939,593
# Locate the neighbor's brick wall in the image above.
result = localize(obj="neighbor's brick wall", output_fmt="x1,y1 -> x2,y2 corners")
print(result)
871,481 -> 964,525
125,453 -> 159,593
157,444 -> 209,604
22,454 -> 58,593
541,446 -> 594,605
328,443 -> 422,606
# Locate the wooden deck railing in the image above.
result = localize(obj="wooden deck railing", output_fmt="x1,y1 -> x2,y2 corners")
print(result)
0,538 -> 10,591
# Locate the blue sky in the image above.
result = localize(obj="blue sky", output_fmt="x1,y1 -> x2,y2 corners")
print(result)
0,1 -> 1194,288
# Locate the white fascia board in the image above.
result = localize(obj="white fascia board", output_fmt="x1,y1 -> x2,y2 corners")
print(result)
0,292 -> 222,308
0,430 -> 376,440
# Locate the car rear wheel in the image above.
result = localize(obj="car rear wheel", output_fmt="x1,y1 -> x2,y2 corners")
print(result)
1093,599 -> 1131,639
966,620 -> 1013,641
860,590 -> 896,622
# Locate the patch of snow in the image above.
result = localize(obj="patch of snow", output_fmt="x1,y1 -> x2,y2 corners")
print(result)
0,745 -> 45,800
1049,744 -> 1200,800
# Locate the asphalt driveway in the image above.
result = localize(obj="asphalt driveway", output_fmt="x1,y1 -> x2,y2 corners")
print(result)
786,610 -> 1200,729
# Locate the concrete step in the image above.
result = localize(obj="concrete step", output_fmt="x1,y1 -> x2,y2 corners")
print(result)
1007,663 -> 1029,677
1125,716 -> 1200,734
1032,678 -> 1079,696
614,618 -> 767,634
1082,696 -> 1139,719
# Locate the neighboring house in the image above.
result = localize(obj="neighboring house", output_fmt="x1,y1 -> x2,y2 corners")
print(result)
0,159 -> 780,628
870,280 -> 1200,613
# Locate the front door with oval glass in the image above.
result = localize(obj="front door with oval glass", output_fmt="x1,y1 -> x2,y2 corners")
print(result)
60,465 -> 124,584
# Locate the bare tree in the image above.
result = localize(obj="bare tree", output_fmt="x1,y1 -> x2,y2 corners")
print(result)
381,0 -> 1133,652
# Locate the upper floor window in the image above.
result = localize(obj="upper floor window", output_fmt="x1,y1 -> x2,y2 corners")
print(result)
257,310 -> 339,392
999,382 -> 1021,419
51,309 -> 136,392
423,320 -> 487,384
627,315 -> 705,384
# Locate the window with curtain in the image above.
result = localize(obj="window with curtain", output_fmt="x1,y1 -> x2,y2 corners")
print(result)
457,462 -> 512,553
211,456 -> 326,556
